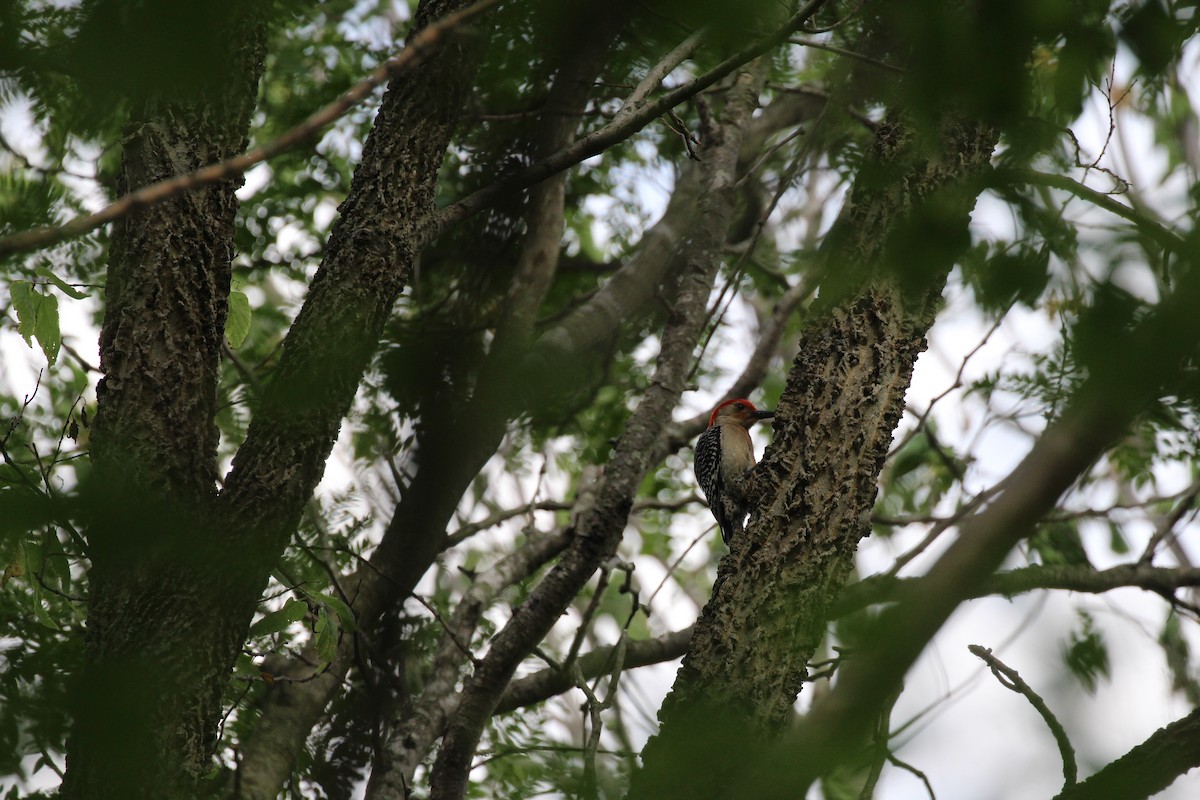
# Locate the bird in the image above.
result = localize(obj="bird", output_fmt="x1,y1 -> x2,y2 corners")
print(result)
694,398 -> 774,544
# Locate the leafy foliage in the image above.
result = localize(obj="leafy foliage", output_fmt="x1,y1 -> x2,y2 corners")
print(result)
2,0 -> 1200,797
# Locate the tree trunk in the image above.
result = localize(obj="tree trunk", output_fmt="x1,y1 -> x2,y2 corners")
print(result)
629,115 -> 999,798
63,7 -> 268,799
66,1 -> 485,796
218,1 -> 488,796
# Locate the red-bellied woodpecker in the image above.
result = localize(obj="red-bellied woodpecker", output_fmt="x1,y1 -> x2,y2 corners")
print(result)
694,398 -> 774,544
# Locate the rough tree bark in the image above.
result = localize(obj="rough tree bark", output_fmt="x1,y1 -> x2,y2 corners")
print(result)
216,1 -> 488,797
62,6 -> 269,799
629,113 -> 1000,798
741,220 -> 1200,797
362,11 -> 635,795
67,1 -> 483,798
1054,706 -> 1200,800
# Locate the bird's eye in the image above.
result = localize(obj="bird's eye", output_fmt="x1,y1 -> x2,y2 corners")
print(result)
735,403 -> 745,410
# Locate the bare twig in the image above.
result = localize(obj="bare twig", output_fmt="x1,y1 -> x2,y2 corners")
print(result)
883,484 -> 1000,578
788,37 -> 905,74
444,500 -> 572,548
426,0 -> 831,239
886,754 -> 937,800
1138,474 -> 1200,565
969,645 -> 1076,789
496,626 -> 694,713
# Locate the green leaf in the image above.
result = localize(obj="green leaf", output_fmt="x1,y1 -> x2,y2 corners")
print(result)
1108,522 -> 1129,555
35,265 -> 90,299
21,541 -> 61,631
0,461 -> 41,487
248,598 -> 308,638
1062,611 -> 1110,694
10,280 -> 36,346
225,289 -> 251,349
233,652 -> 258,677
34,291 -> 60,365
313,606 -> 338,662
9,280 -> 61,364
1160,611 -> 1200,705
309,591 -> 357,632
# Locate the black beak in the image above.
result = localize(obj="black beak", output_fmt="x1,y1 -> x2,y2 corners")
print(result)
754,409 -> 774,421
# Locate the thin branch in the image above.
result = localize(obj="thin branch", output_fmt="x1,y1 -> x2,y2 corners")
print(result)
443,500 -> 572,548
882,484 -> 999,578
886,754 -> 937,800
0,0 -> 502,259
833,563 -> 1200,619
572,631 -> 629,800
1138,473 -> 1200,565
617,29 -> 706,115
495,626 -> 694,713
890,316 -> 1004,458
407,591 -> 481,667
443,494 -> 702,549
788,37 -> 905,74
969,645 -> 1076,789
672,276 -> 815,444
425,0 -> 831,239
994,168 -> 1187,254
566,569 -> 611,669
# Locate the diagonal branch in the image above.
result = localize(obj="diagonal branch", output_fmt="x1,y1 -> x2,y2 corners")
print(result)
0,0 -> 500,260
994,168 -> 1187,253
427,58 -> 772,800
832,563 -> 1200,619
364,526 -> 574,799
424,0 -> 830,240
1053,706 -> 1200,800
212,4 -> 491,798
495,626 -> 694,714
742,252 -> 1200,797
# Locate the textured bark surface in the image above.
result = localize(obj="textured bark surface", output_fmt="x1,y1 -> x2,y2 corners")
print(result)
217,3 -> 486,798
628,117 -> 999,798
230,12 -> 766,790
63,7 -> 269,800
1054,706 -> 1200,800
219,0 -> 480,552
741,234 -> 1200,798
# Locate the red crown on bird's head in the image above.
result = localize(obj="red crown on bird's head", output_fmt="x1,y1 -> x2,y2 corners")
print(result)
709,398 -> 759,427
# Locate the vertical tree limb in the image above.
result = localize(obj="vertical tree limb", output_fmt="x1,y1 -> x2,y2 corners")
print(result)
743,243 -> 1200,797
216,4 -> 489,798
629,112 -> 1000,798
64,5 -> 270,799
